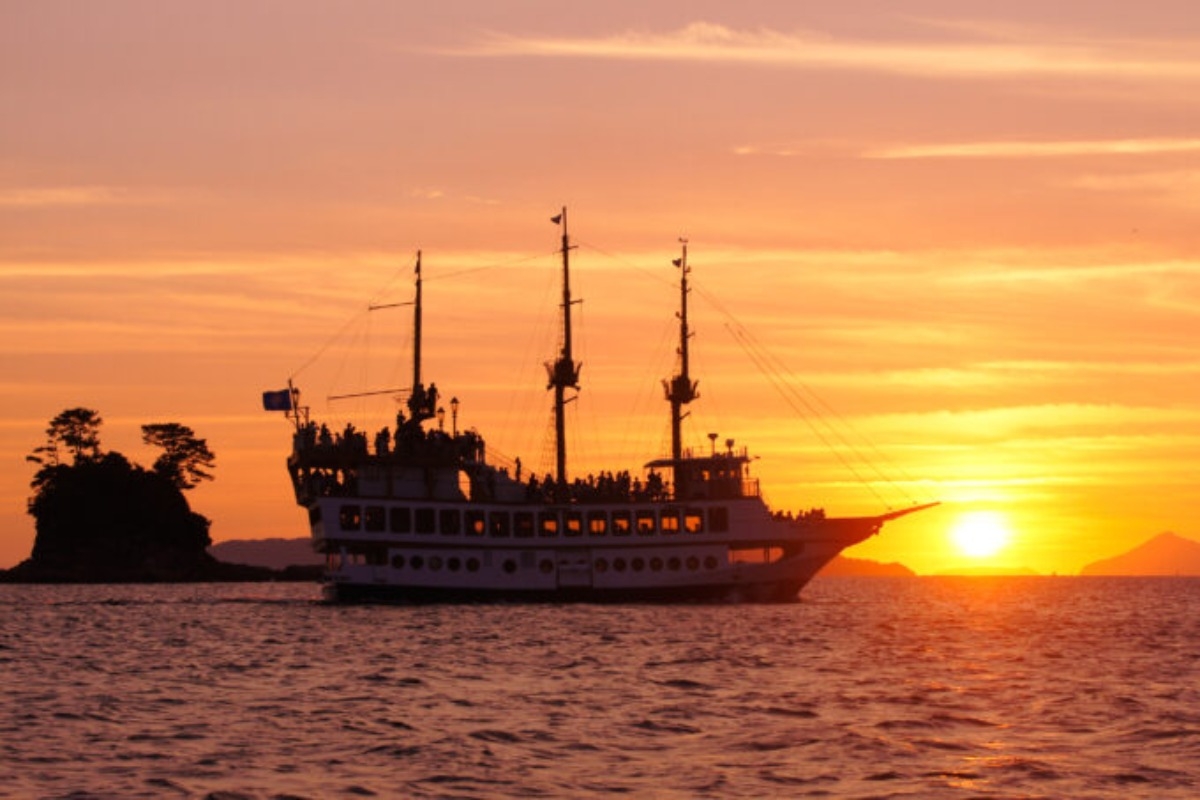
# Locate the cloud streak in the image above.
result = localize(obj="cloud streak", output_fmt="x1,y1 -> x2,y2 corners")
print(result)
458,21 -> 1200,81
864,138 -> 1200,159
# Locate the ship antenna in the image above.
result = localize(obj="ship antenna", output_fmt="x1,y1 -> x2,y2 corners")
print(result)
664,239 -> 699,466
546,207 -> 581,485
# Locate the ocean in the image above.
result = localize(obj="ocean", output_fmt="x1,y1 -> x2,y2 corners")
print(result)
1,577 -> 1196,799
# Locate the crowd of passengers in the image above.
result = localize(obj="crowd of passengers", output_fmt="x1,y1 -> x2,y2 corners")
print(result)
772,507 -> 827,523
525,469 -> 669,504
292,414 -> 484,465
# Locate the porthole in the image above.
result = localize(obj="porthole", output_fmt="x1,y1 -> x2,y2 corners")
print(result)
539,559 -> 554,574
466,557 -> 481,572
410,555 -> 425,570
613,558 -> 627,572
594,558 -> 608,573
429,556 -> 443,571
503,559 -> 517,574
391,555 -> 406,569
448,557 -> 461,572
667,557 -> 681,571
686,556 -> 699,571
650,557 -> 664,572
704,555 -> 719,570
632,558 -> 645,572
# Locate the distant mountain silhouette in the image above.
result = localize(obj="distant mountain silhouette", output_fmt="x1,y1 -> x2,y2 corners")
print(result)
1080,532 -> 1200,576
208,537 -> 323,571
818,555 -> 915,577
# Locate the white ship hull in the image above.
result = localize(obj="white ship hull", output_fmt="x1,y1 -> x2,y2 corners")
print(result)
306,494 -> 909,603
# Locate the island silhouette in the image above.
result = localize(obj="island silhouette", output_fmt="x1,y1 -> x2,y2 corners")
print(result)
2,408 -> 293,583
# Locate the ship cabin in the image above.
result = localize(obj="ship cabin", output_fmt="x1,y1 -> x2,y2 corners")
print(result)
645,443 -> 760,502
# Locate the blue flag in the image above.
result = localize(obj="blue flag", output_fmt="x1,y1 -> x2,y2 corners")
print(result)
262,389 -> 292,411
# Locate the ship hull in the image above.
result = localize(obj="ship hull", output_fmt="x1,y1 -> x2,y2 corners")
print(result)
305,495 -> 899,604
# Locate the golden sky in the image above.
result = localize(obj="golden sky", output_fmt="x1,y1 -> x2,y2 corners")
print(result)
3,2 -> 1199,574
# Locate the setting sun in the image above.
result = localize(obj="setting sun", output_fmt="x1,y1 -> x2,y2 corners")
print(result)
950,511 -> 1012,559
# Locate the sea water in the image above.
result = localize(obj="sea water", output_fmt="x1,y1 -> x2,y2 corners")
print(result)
1,577 -> 1196,799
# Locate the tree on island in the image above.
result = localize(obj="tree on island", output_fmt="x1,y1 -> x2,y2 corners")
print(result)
11,407 -> 238,582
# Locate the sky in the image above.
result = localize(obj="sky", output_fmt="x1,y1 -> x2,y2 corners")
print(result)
3,0 -> 1199,574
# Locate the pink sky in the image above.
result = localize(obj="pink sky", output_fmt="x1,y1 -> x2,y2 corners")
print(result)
3,1 -> 1199,573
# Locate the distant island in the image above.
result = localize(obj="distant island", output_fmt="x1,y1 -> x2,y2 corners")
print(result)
2,407 -> 305,584
817,555 -> 915,577
1079,532 -> 1200,576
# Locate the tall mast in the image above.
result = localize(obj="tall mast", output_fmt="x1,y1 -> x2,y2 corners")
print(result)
405,250 -> 436,424
412,249 -> 422,394
546,207 -> 581,484
664,239 -> 699,463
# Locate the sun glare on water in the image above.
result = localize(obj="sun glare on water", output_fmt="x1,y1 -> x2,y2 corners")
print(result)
950,511 -> 1011,558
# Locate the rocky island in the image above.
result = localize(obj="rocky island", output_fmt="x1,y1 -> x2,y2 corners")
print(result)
2,407 -> 279,583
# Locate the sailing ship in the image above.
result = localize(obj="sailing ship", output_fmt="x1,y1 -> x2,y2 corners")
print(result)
269,210 -> 934,602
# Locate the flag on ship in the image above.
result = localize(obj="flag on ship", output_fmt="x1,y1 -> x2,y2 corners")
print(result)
262,389 -> 292,411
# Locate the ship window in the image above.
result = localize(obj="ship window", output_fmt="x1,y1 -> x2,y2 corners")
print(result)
539,512 -> 559,537
613,557 -> 627,572
411,555 -> 424,570
635,510 -> 656,536
415,507 -> 436,535
650,557 -> 664,572
429,556 -> 443,571
339,504 -> 361,531
489,512 -> 511,538
389,507 -> 411,534
440,509 -> 461,535
660,508 -> 680,534
686,556 -> 699,571
539,559 -> 554,574
465,510 -> 486,536
564,511 -> 583,537
611,511 -> 631,536
327,552 -> 342,570
710,506 -> 730,533
588,512 -> 607,536
704,555 -> 719,570
684,509 -> 704,534
364,506 -> 386,532
391,554 -> 405,569
514,512 -> 535,538
594,558 -> 608,573
632,557 -> 645,572
466,557 -> 481,572
668,557 -> 681,571
729,546 -> 784,565
502,559 -> 517,574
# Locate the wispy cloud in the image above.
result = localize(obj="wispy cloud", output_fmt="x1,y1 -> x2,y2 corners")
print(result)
456,21 -> 1200,81
865,138 -> 1200,159
0,186 -> 135,208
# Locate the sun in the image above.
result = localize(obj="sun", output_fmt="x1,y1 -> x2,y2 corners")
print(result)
949,511 -> 1011,558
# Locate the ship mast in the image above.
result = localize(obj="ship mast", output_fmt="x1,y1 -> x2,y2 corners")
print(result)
405,250 -> 436,425
412,249 -> 423,394
664,240 -> 699,464
546,208 -> 581,485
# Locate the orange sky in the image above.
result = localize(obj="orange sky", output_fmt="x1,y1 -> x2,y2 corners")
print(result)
3,2 -> 1199,574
